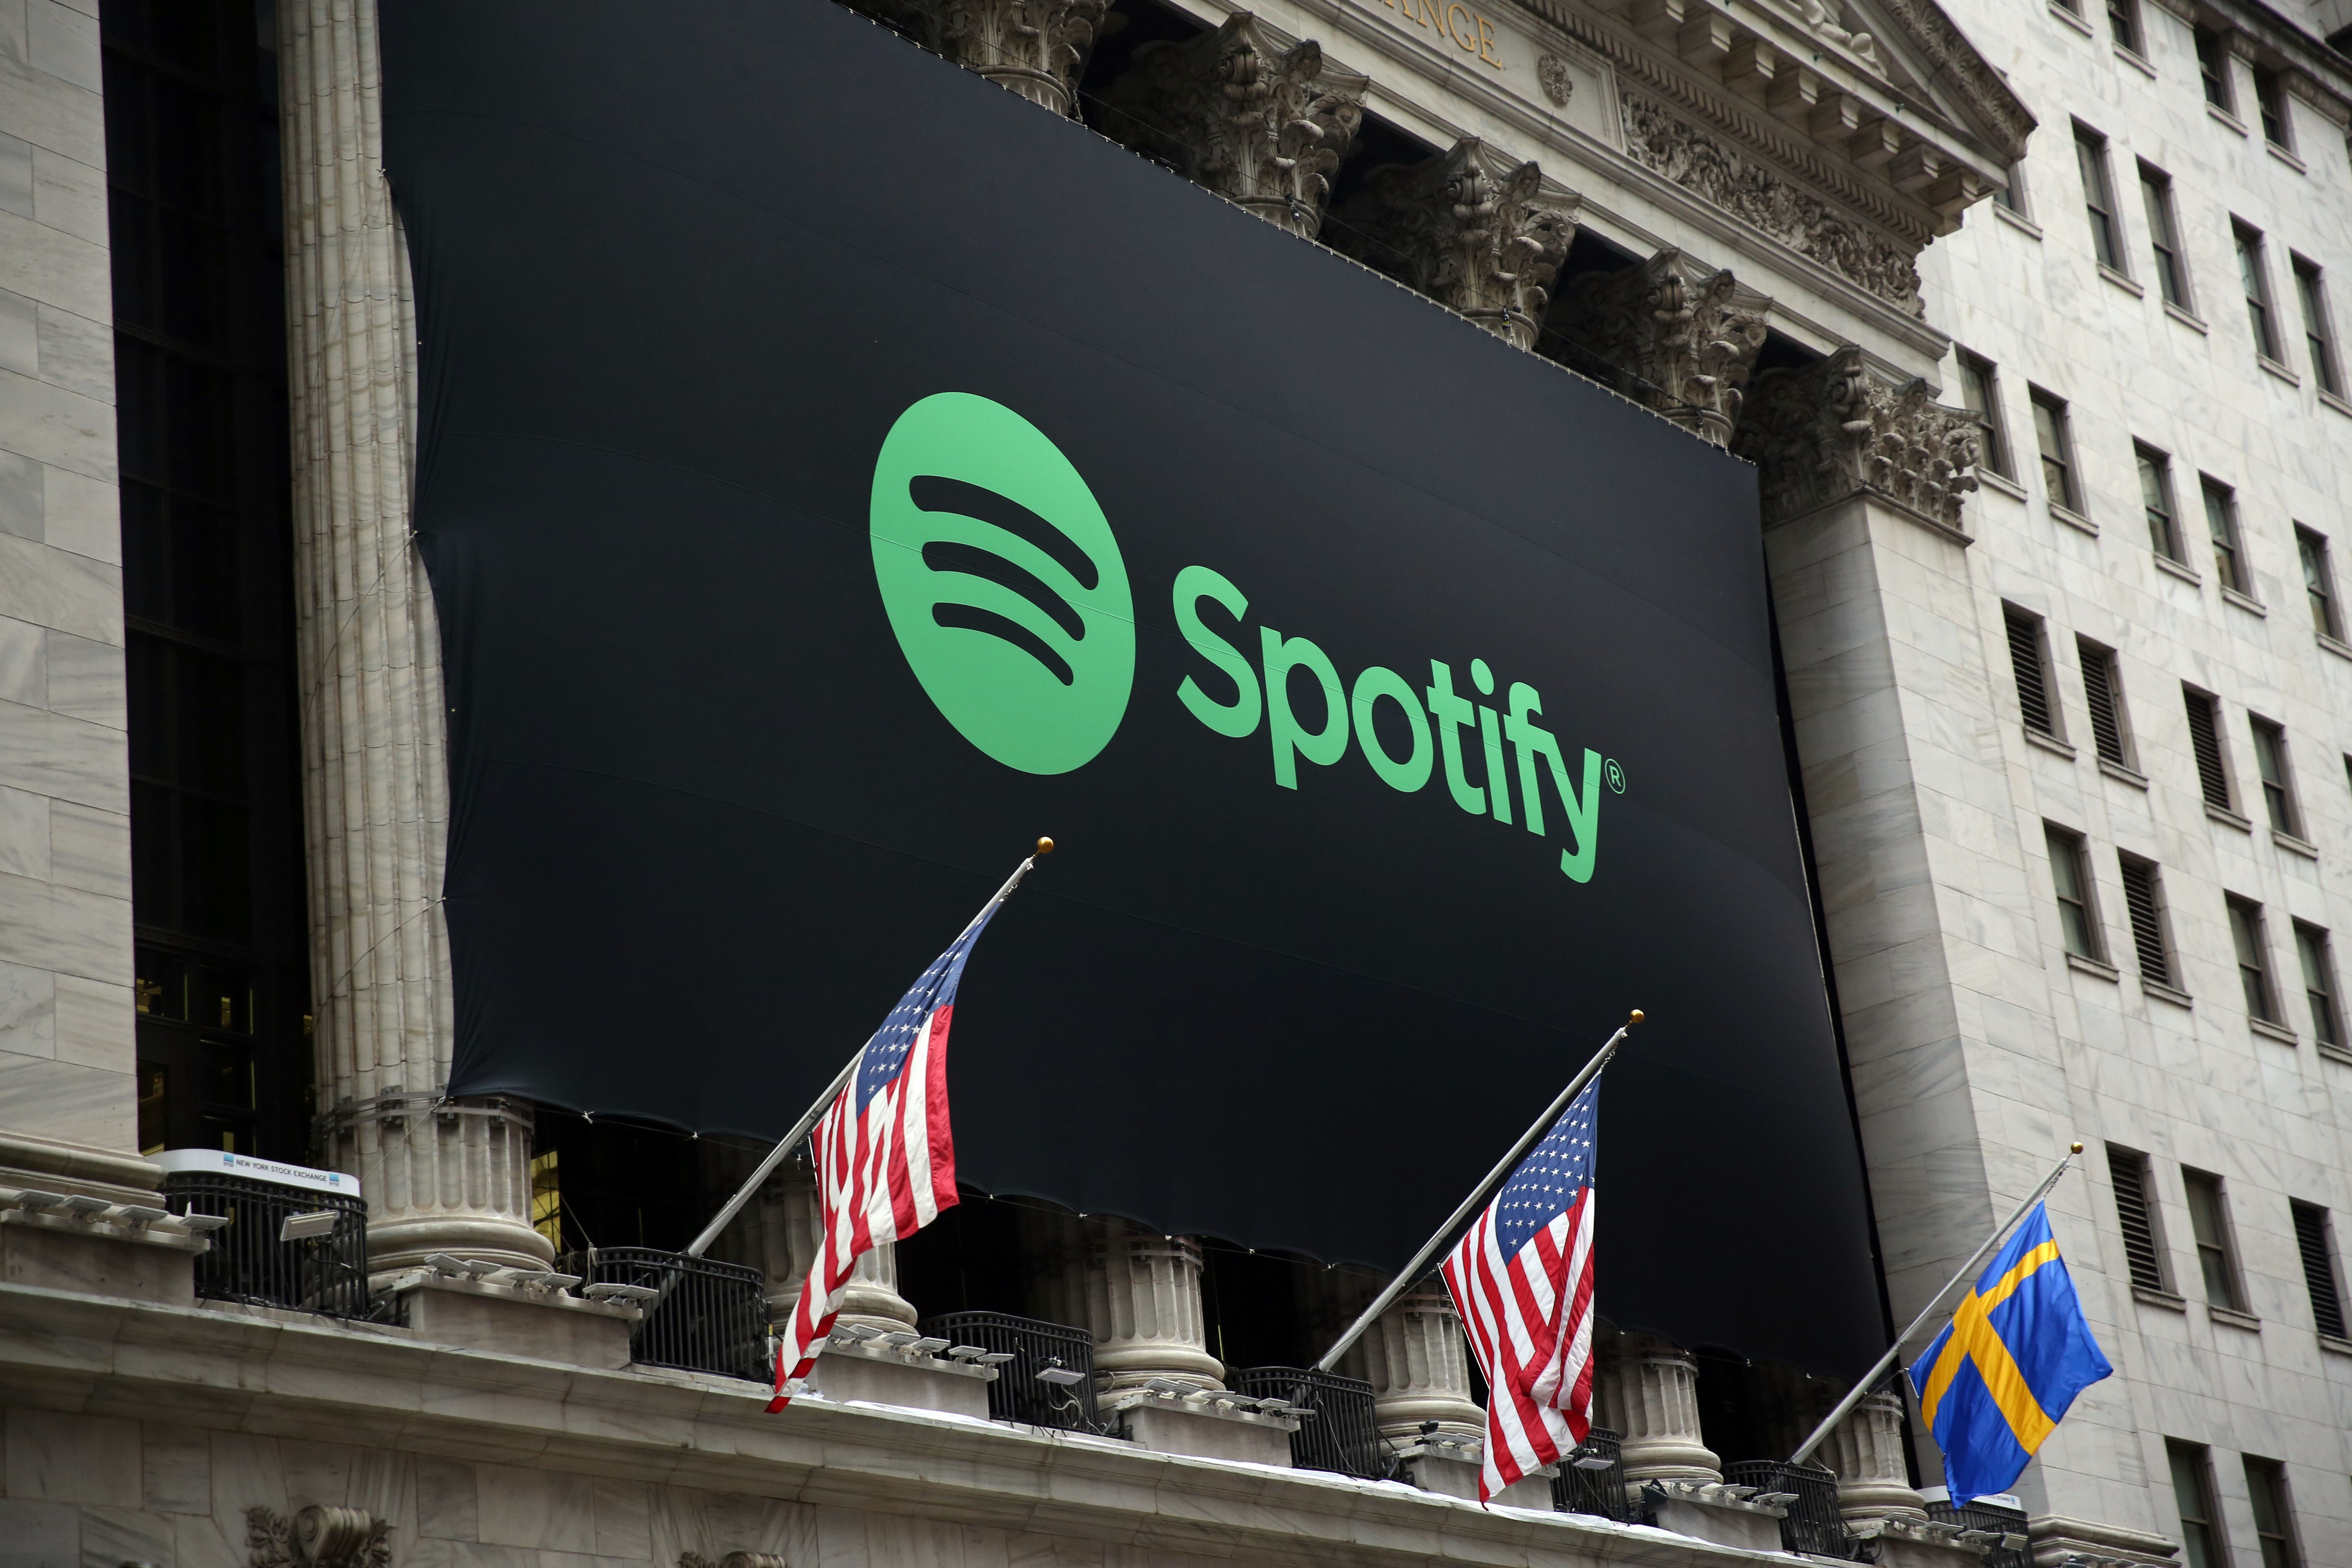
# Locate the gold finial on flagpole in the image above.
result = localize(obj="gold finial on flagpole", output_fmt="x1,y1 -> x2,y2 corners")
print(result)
1629,1009 -> 1645,1025
1036,837 -> 1055,856
2071,1141 -> 2084,1154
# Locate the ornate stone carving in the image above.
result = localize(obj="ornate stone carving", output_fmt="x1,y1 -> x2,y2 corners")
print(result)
1795,0 -> 1883,72
246,1507 -> 390,1568
1325,139 -> 1579,350
1551,248 -> 1771,447
1537,53 -> 1574,108
1617,91 -> 1921,314
1733,345 -> 1983,534
1861,0 -> 2036,153
843,0 -> 1105,115
1098,13 -> 1366,240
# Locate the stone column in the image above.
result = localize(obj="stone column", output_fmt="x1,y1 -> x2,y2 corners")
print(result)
1547,248 -> 1771,448
1597,1332 -> 1722,1484
1824,1390 -> 1926,1521
842,0 -> 1104,115
278,0 -> 548,1274
755,1160 -> 917,1332
1347,1290 -> 1486,1441
1026,1211 -> 1224,1392
1732,345 -> 1983,541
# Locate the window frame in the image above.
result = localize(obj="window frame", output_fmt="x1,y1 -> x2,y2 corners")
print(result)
2138,443 -> 2183,560
1992,160 -> 2029,217
2075,125 -> 2127,275
2242,1456 -> 2302,1568
2236,222 -> 2282,364
2167,1439 -> 2229,1568
1957,351 -> 2013,480
2105,0 -> 2141,53
2296,526 -> 2340,639
2181,1167 -> 2249,1311
2118,852 -> 2177,990
2293,922 -> 2340,1052
2251,65 -> 2292,150
2138,164 -> 2191,310
2045,823 -> 2106,961
2194,28 -> 2234,113
2107,1144 -> 2171,1293
2202,475 -> 2249,595
2030,387 -> 2080,513
2292,256 -> 2343,398
2249,716 -> 2301,837
2290,1199 -> 2348,1340
2227,895 -> 2281,1028
2077,636 -> 2133,768
2184,684 -> 2236,813
2005,604 -> 2064,741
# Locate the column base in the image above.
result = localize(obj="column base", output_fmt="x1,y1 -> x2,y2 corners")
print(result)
2025,1515 -> 2181,1567
363,1212 -> 555,1278
804,1338 -> 996,1419
1107,1390 -> 1297,1465
1395,1443 -> 1555,1510
1647,1481 -> 1789,1552
0,1209 -> 200,1304
1853,1516 -> 2001,1568
389,1272 -> 638,1367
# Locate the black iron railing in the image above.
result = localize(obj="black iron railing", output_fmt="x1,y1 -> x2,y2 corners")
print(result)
1927,1497 -> 2031,1568
922,1310 -> 1101,1432
1724,1459 -> 1869,1560
1234,1365 -> 1394,1481
560,1247 -> 768,1382
161,1171 -> 372,1319
1553,1427 -> 1635,1520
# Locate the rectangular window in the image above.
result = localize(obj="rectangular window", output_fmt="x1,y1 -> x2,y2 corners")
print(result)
2251,717 -> 2301,836
2203,476 -> 2248,595
2047,824 -> 2104,960
2139,166 -> 2189,309
2243,1457 -> 2301,1568
2195,29 -> 2233,111
2032,388 -> 2079,512
2294,258 -> 2342,397
2252,65 -> 2291,148
2298,527 -> 2340,638
2294,923 -> 2339,1050
2169,1440 -> 2227,1568
2291,1200 -> 2347,1339
2078,637 -> 2131,767
2076,127 -> 2125,273
2185,686 -> 2234,811
2139,445 -> 2182,559
2120,854 -> 2176,989
2106,0 -> 2140,51
2108,1145 -> 2169,1292
2238,223 -> 2281,362
2006,605 -> 2060,739
2228,896 -> 2280,1026
1993,160 -> 2028,215
1958,352 -> 2012,479
2183,1168 -> 2247,1309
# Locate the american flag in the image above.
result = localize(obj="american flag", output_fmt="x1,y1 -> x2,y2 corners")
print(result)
765,904 -> 1004,1412
1439,1075 -> 1603,1501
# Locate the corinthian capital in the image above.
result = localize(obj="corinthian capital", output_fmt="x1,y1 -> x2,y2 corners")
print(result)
1733,345 -> 1982,534
1327,139 -> 1579,350
846,0 -> 1105,115
1098,13 -> 1367,240
1550,249 -> 1770,448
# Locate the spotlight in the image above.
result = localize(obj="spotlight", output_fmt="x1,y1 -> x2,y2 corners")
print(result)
12,1190 -> 67,1213
879,1331 -> 922,1348
62,1196 -> 112,1219
582,1281 -> 660,1304
946,1345 -> 988,1362
279,1211 -> 341,1243
116,1205 -> 171,1227
976,1351 -> 1016,1366
1143,1377 -> 1187,1396
180,1213 -> 232,1233
907,1336 -> 951,1355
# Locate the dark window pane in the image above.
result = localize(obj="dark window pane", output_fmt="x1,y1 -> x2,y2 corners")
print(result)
2296,925 -> 2339,1050
2229,900 -> 2278,1027
2244,1457 -> 2300,1568
2195,29 -> 2232,109
2203,479 -> 2246,594
2169,1442 -> 2223,1568
2183,1170 -> 2244,1308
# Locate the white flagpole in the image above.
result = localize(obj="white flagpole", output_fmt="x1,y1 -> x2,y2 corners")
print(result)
682,839 -> 1054,1260
1786,1141 -> 2083,1466
1312,1009 -> 1641,1374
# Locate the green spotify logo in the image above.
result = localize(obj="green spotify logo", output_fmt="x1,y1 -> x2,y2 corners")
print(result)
871,393 -> 1136,775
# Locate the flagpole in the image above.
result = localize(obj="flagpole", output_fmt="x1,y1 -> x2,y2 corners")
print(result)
682,840 -> 1054,1260
1311,1010 -> 1641,1374
1786,1140 -> 2083,1466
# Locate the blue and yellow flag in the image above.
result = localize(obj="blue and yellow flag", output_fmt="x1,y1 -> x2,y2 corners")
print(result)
1907,1203 -> 2112,1503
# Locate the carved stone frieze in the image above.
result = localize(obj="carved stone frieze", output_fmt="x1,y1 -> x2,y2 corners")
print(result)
1097,12 -> 1367,240
1324,139 -> 1579,350
1733,345 -> 1982,534
1536,53 -> 1574,108
844,0 -> 1105,115
247,1507 -> 391,1568
1794,0 -> 1883,73
1551,249 -> 1771,448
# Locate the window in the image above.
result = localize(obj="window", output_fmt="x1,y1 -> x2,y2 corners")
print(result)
2252,66 -> 2291,149
2195,28 -> 2233,112
2250,718 -> 2301,835
2139,445 -> 2182,559
2076,127 -> 2125,274
2184,686 -> 2234,811
2106,0 -> 2140,52
2108,1146 -> 2169,1291
1958,352 -> 2013,479
2243,1457 -> 2301,1568
2139,166 -> 2189,309
2293,258 -> 2342,397
2290,1200 -> 2347,1339
2168,1441 -> 2227,1568
1993,160 -> 2028,215
2031,388 -> 2079,511
2203,476 -> 2248,595
2294,924 -> 2339,1050
2183,1168 -> 2247,1308
2228,896 -> 2280,1026
2078,637 -> 2132,767
2297,528 -> 2339,638
2120,854 -> 2176,988
2237,223 -> 2281,362
2047,825 -> 2104,960
2006,605 -> 2060,739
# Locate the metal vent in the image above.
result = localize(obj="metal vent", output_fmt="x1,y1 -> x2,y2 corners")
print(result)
2183,687 -> 2232,809
2078,638 -> 2127,766
2119,857 -> 2172,988
2291,1202 -> 2347,1340
2106,1145 -> 2167,1293
2005,607 -> 2054,737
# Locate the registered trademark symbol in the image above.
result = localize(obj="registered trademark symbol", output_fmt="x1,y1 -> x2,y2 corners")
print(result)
1606,758 -> 1626,794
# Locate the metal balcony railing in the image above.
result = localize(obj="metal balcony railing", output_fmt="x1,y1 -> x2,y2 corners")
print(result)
921,1310 -> 1101,1431
1926,1497 -> 2032,1568
1233,1366 -> 1395,1481
1553,1427 -> 1635,1520
559,1247 -> 768,1382
161,1170 -> 372,1319
1724,1459 -> 1871,1560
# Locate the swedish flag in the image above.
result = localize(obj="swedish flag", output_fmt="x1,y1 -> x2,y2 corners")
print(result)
1908,1203 -> 2112,1503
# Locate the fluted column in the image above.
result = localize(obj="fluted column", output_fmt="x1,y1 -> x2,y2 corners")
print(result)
1824,1390 -> 1926,1521
1027,1212 -> 1223,1392
1597,1333 -> 1722,1484
1348,1290 -> 1485,1441
279,0 -> 548,1274
755,1162 -> 917,1332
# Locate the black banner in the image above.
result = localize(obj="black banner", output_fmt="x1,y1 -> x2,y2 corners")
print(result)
386,0 -> 1884,1372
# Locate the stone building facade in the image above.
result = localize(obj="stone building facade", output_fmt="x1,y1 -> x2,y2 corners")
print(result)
1,0 -> 2339,1563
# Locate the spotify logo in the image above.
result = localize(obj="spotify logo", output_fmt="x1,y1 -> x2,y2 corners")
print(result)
871,393 -> 1136,775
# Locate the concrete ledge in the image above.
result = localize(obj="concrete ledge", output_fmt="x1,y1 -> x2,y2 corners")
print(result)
1,1215 -> 198,1305
805,1337 -> 995,1418
1645,1481 -> 1786,1554
389,1270 -> 639,1369
1109,1389 -> 1297,1465
2028,1513 -> 2180,1567
1396,1442 -> 1555,1509
0,1128 -> 165,1200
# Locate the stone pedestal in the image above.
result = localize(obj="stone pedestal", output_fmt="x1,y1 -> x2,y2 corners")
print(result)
1394,1444 -> 1554,1510
0,1203 -> 201,1304
1826,1390 -> 1927,1521
1853,1516 -> 1995,1568
1347,1290 -> 1485,1442
1646,1481 -> 1788,1552
805,1337 -> 996,1418
389,1272 -> 638,1368
1107,1390 -> 1296,1464
277,0 -> 550,1278
2025,1515 -> 2182,1567
757,1163 -> 917,1332
1597,1334 -> 1722,1485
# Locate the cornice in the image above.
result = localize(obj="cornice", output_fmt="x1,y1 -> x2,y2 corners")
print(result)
1860,0 -> 2036,151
